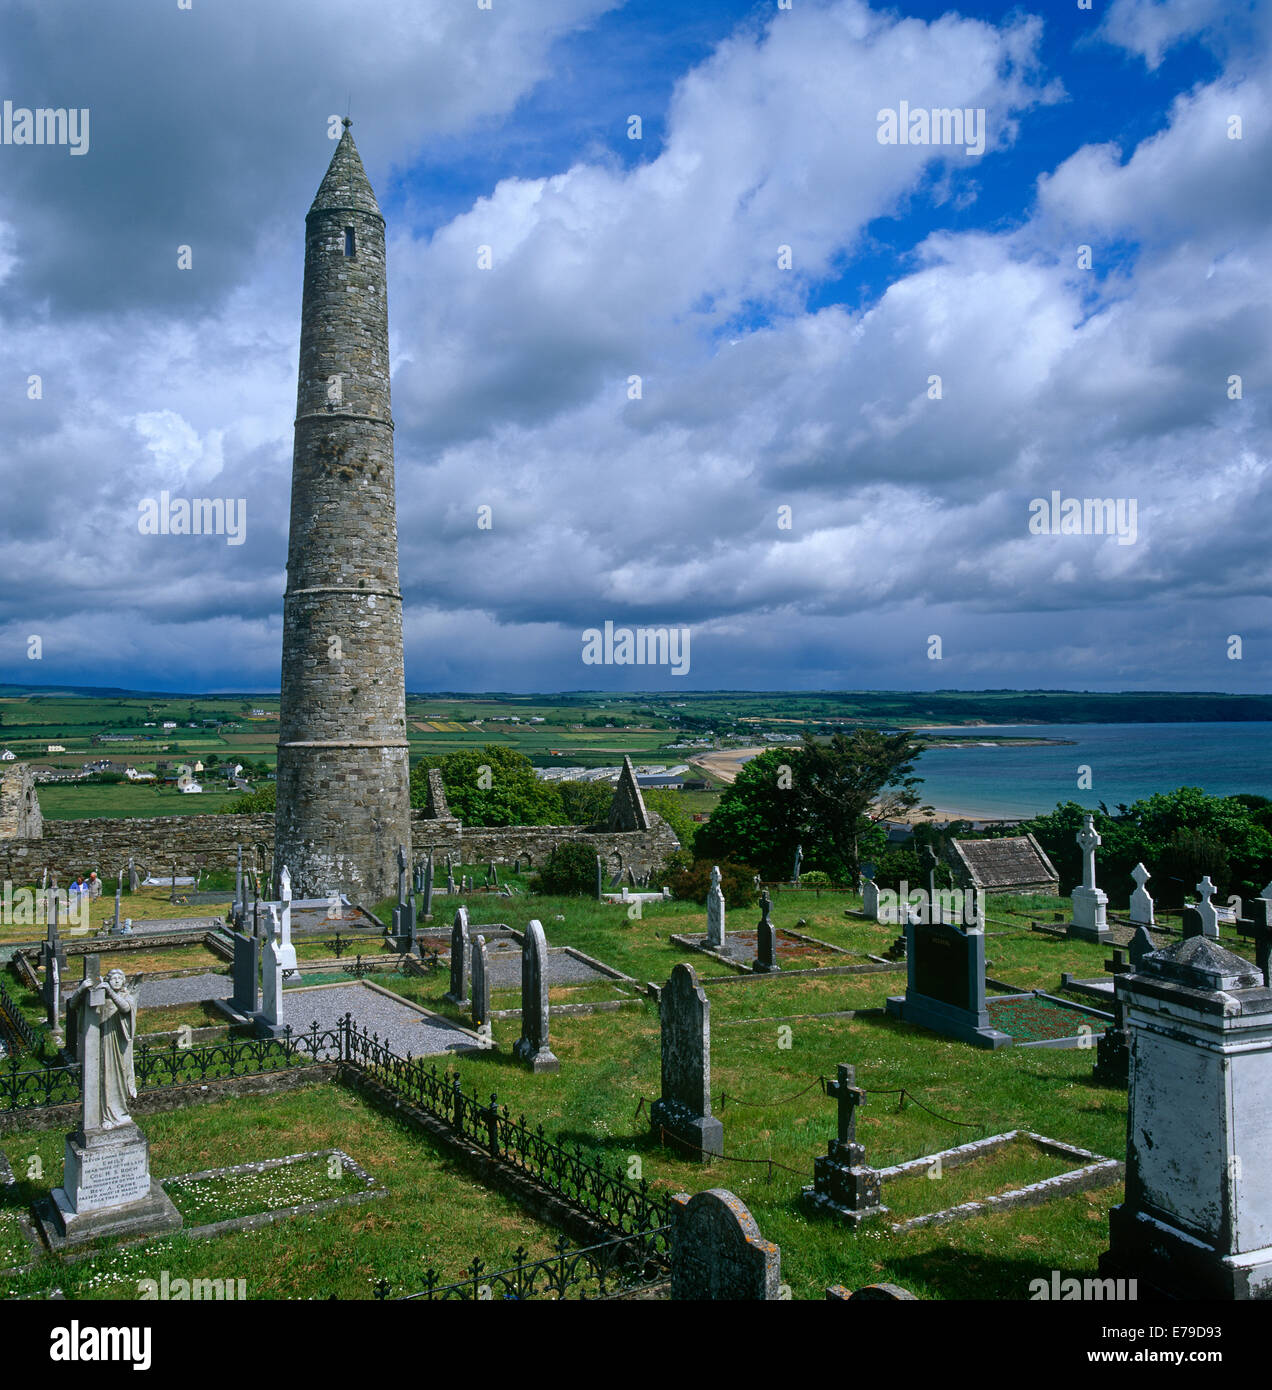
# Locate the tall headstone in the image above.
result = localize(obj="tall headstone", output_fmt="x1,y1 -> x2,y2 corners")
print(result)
885,918 -> 1009,1049
1101,936 -> 1272,1298
127,856 -> 138,894
1070,813 -> 1109,941
44,967 -> 182,1245
113,869 -> 123,935
669,1190 -> 780,1300
919,844 -> 939,923
43,950 -> 63,1049
792,844 -> 802,885
446,859 -> 457,895
1195,875 -> 1220,939
752,890 -> 779,974
421,850 -> 434,922
861,861 -> 880,922
1237,884 -> 1272,987
471,935 -> 490,1030
445,907 -> 470,1005
651,962 -> 723,1160
706,865 -> 726,948
274,120 -> 411,903
278,866 -> 300,979
802,1063 -> 887,1226
231,932 -> 260,1016
257,929 -> 286,1040
513,920 -> 559,1073
1128,862 -> 1154,927
595,855 -> 604,902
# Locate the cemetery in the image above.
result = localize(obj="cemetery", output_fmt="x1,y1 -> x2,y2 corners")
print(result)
4,802 -> 1271,1300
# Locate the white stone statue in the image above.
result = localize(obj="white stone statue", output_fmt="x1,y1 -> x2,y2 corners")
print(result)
68,968 -> 138,1131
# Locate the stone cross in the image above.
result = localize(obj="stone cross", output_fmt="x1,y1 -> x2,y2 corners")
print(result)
397,844 -> 407,906
596,855 -> 604,902
752,890 -> 779,974
235,845 -> 244,913
792,844 -> 802,884
44,951 -> 63,1047
513,920 -> 559,1073
827,1063 -> 865,1146
447,860 -> 457,894
446,907 -> 470,1005
1196,876 -> 1220,939
1077,815 -> 1101,891
471,934 -> 490,1029
919,845 -> 939,907
1129,862 -> 1154,927
128,856 -> 138,893
706,865 -> 726,948
114,870 -> 123,935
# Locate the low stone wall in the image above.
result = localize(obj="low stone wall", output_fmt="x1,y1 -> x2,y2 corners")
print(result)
0,809 -> 678,884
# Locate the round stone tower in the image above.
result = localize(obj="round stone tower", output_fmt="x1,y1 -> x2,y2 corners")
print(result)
274,120 -> 411,903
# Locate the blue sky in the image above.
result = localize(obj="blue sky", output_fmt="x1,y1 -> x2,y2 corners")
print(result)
0,0 -> 1267,694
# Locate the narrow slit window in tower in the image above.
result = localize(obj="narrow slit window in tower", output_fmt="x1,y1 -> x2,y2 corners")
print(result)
344,226 -> 356,258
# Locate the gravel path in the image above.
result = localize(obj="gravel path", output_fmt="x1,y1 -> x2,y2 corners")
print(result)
283,982 -> 477,1056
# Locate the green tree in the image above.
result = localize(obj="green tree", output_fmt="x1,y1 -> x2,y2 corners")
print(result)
699,732 -> 926,881
557,780 -> 613,826
643,788 -> 696,856
221,782 -> 276,814
410,745 -> 563,826
535,841 -> 598,896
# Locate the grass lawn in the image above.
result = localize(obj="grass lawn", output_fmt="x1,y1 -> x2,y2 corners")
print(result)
0,1084 -> 572,1298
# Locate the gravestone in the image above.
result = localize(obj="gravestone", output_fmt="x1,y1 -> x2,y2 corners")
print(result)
277,866 -> 300,979
752,890 -> 779,974
513,919 -> 559,1073
802,1063 -> 886,1225
446,858 -> 456,895
1128,862 -> 1154,927
43,949 -> 64,1049
706,866 -> 726,948
651,962 -> 723,1159
487,861 -> 498,888
595,855 -> 604,902
397,843 -> 408,908
113,871 -> 123,935
1236,884 -> 1272,986
257,930 -> 286,1040
445,907 -> 470,1005
43,966 -> 182,1246
421,850 -> 434,922
234,845 -> 244,916
885,918 -> 1009,1049
861,862 -> 880,922
1093,947 -> 1132,1086
1195,876 -> 1220,939
231,932 -> 260,1016
1101,936 -> 1272,1298
471,934 -> 490,1030
919,845 -> 940,923
128,857 -> 138,894
792,844 -> 802,885
1070,814 -> 1109,941
670,1189 -> 780,1300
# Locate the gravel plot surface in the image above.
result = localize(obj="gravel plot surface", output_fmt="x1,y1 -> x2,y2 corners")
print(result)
477,942 -> 606,988
285,983 -> 478,1055
137,972 -> 232,1007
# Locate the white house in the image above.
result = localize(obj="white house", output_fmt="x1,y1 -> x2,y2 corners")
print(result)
0,749 -> 15,761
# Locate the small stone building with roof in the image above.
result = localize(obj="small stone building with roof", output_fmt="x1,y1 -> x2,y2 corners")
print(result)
945,834 -> 1059,896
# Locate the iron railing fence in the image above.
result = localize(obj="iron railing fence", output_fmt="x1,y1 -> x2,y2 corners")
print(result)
374,1229 -> 671,1301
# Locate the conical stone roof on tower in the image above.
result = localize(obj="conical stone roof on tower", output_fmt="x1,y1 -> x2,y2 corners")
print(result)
274,121 -> 411,903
